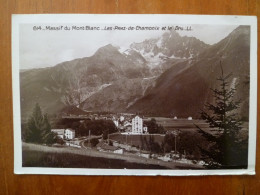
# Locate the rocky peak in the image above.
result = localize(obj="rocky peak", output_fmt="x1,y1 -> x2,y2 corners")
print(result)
93,44 -> 121,57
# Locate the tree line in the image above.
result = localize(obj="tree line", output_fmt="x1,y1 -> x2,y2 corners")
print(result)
144,118 -> 165,134
57,118 -> 117,137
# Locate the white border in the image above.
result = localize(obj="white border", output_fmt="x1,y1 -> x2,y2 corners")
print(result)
12,14 -> 257,176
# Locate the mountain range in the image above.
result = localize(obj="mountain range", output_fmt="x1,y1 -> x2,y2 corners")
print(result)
20,26 -> 250,120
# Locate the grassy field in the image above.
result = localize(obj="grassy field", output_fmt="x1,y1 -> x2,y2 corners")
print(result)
151,118 -> 211,131
152,117 -> 249,132
22,143 -> 204,169
110,134 -> 165,147
109,118 -> 209,148
22,150 -> 169,169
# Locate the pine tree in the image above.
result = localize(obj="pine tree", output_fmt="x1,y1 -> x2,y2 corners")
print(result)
195,63 -> 248,169
25,103 -> 56,144
41,114 -> 56,145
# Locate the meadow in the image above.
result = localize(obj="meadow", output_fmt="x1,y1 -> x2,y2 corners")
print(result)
110,134 -> 165,148
151,118 -> 211,131
22,150 -> 169,169
110,118 -> 210,148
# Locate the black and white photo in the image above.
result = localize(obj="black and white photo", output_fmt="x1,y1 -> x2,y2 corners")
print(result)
12,14 -> 257,175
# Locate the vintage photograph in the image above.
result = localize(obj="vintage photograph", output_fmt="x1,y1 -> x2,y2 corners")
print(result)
13,15 -> 257,175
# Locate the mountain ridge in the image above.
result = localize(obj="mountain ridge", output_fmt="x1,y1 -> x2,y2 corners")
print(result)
127,26 -> 250,118
20,26 -> 248,120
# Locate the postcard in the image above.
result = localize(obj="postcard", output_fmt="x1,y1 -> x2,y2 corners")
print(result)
12,14 -> 257,175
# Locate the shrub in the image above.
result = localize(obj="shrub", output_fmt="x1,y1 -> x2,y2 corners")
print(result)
90,138 -> 99,147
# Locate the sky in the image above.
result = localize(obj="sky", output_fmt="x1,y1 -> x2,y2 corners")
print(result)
19,24 -> 238,69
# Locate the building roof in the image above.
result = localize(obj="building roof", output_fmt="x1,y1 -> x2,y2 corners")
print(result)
51,129 -> 65,135
66,128 -> 75,133
132,115 -> 143,119
124,123 -> 132,127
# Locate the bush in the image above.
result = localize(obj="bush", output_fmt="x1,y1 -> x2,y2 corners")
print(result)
103,131 -> 108,140
144,118 -> 164,134
56,137 -> 65,145
79,120 -> 117,136
90,138 -> 99,147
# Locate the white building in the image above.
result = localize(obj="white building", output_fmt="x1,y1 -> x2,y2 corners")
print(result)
114,148 -> 124,154
65,129 -> 75,140
113,120 -> 119,127
132,115 -> 143,134
119,116 -> 125,122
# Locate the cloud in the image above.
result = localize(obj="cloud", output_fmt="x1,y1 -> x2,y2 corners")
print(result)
19,24 -> 238,69
57,49 -> 75,63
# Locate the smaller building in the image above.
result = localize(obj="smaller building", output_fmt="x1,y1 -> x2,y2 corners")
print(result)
113,148 -> 124,154
119,116 -> 125,122
113,120 -> 119,127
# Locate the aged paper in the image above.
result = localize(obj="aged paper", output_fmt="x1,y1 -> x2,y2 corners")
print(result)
12,14 -> 257,175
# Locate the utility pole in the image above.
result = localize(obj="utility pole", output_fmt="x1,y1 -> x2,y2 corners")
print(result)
172,130 -> 179,156
174,134 -> 177,154
88,130 -> 91,147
